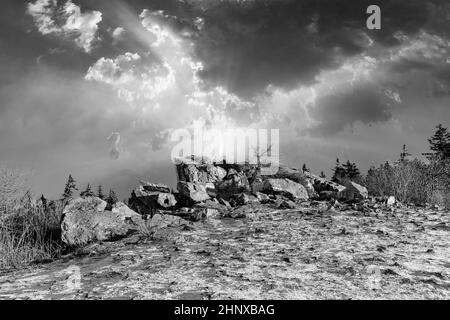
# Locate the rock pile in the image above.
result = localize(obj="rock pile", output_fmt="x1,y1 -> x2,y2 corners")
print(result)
128,156 -> 368,218
61,156 -> 370,246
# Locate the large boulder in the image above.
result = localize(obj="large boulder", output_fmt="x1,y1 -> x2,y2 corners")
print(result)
61,198 -> 144,246
338,181 -> 368,201
216,172 -> 250,199
205,165 -> 227,182
303,171 -> 346,194
148,192 -> 177,208
129,185 -> 177,216
263,178 -> 309,201
177,181 -> 210,203
270,165 -> 316,197
175,157 -> 226,184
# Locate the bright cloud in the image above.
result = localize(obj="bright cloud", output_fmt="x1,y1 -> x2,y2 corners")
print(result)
85,8 -> 258,153
27,0 -> 102,53
112,27 -> 125,44
86,52 -> 176,103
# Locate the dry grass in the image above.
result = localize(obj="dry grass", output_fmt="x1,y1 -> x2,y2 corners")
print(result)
0,167 -> 64,269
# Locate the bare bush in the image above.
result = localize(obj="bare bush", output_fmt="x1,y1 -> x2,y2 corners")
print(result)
365,159 -> 450,208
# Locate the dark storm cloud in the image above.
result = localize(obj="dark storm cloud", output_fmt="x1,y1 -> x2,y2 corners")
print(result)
65,0 -> 448,98
56,0 -> 449,100
183,0 -> 448,98
303,85 -> 392,137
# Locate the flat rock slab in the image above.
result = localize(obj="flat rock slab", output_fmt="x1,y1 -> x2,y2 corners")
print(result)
0,205 -> 449,300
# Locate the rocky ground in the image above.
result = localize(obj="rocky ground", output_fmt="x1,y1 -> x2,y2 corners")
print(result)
0,201 -> 448,300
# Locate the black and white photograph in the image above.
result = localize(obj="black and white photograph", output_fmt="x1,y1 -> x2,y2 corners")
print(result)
0,0 -> 449,304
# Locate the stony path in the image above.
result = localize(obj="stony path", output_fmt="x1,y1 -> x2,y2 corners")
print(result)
0,204 -> 449,299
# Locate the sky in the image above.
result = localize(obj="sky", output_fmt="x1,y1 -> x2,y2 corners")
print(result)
0,0 -> 449,199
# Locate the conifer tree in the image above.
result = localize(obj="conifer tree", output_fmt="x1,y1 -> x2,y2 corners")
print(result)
343,160 -> 361,180
80,184 -> 94,198
427,124 -> 450,160
399,144 -> 411,162
331,159 -> 345,183
62,174 -> 77,202
106,189 -> 118,207
97,185 -> 105,200
319,171 -> 326,179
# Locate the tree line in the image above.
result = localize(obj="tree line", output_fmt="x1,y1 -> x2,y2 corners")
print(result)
47,175 -> 119,208
301,124 -> 450,207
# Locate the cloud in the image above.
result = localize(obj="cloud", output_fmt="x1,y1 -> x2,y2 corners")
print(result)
112,27 -> 125,45
182,0 -> 446,98
27,0 -> 102,53
304,85 -> 393,137
84,2 -> 449,143
85,52 -> 175,103
85,8 -> 259,147
385,32 -> 450,96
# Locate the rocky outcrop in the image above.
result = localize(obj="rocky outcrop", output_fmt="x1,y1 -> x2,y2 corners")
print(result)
270,166 -> 314,196
338,181 -> 368,201
175,157 -> 227,184
126,157 -> 369,226
59,158 -> 377,249
129,184 -> 177,216
303,171 -> 346,195
216,171 -> 250,199
263,178 -> 309,201
61,198 -> 144,246
177,181 -> 210,203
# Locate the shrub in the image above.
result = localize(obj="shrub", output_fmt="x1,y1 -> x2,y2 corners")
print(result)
364,159 -> 450,208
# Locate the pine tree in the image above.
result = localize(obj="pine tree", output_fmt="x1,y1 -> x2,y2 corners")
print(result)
319,171 -> 326,179
427,124 -> 450,160
80,184 -> 94,198
62,174 -> 78,202
399,144 -> 411,162
302,164 -> 310,173
343,160 -> 361,180
106,189 -> 118,207
97,185 -> 105,200
331,159 -> 345,183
